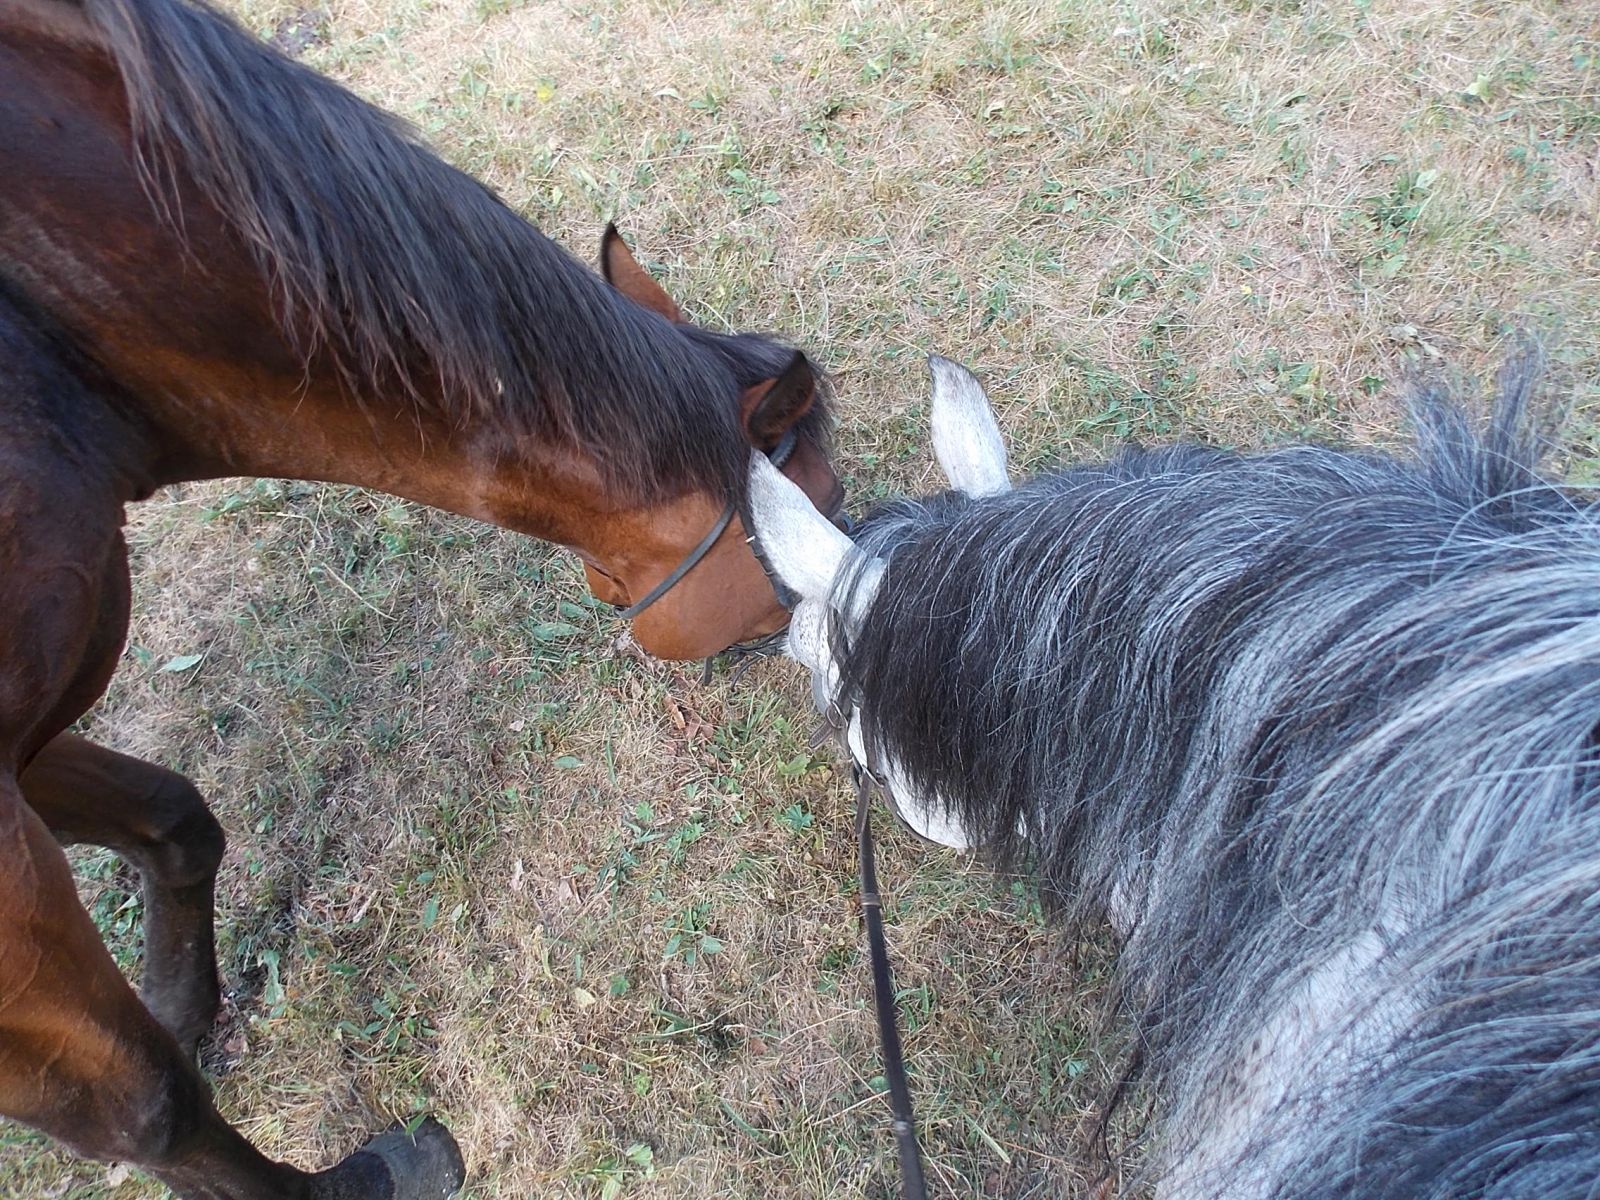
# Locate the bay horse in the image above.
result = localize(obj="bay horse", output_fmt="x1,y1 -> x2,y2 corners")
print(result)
751,357 -> 1600,1196
0,0 -> 841,1194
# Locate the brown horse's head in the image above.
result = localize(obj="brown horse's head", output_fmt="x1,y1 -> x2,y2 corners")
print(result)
576,228 -> 842,660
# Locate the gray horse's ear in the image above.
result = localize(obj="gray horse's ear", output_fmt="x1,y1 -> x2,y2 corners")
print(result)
928,355 -> 1010,497
747,453 -> 856,601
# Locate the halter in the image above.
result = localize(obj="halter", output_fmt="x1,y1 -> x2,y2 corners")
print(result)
618,428 -> 802,620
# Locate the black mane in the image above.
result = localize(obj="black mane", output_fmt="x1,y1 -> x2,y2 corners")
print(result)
82,0 -> 828,501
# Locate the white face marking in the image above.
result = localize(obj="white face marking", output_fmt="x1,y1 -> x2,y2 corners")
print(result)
847,713 -> 975,850
783,593 -> 835,692
928,355 -> 1012,498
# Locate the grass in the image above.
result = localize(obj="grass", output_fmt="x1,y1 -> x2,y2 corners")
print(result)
4,0 -> 1598,1196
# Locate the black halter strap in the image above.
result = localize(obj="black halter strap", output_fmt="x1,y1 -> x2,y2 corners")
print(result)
618,428 -> 800,620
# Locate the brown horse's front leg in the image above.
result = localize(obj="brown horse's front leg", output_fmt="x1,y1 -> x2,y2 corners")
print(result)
0,777 -> 464,1200
21,733 -> 225,1058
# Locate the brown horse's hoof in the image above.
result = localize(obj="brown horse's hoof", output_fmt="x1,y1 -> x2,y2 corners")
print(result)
313,1117 -> 466,1200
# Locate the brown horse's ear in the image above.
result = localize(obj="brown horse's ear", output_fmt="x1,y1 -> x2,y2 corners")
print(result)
599,223 -> 683,322
742,351 -> 816,451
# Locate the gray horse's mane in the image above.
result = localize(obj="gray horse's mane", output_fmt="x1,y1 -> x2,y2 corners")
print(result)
835,359 -> 1600,1195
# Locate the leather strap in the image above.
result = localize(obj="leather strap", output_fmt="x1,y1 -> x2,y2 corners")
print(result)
856,764 -> 930,1200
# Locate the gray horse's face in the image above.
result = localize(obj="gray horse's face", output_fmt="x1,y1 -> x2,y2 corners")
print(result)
748,356 -> 1012,851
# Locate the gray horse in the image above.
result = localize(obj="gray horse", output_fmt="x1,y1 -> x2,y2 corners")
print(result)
750,357 -> 1600,1198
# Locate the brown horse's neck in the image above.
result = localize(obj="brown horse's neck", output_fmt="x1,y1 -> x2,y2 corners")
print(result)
0,2 -> 704,548
150,367 -> 685,559
1,221 -> 673,564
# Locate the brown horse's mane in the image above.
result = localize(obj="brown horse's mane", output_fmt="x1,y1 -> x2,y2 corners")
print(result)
76,0 -> 828,502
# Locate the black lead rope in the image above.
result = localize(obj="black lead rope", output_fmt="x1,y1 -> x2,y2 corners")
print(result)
669,463 -> 919,1194
855,764 -> 930,1200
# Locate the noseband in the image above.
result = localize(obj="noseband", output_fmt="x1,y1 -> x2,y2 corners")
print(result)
618,428 -> 803,620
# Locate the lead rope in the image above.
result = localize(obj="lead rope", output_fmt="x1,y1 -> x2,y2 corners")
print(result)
855,763 -> 930,1200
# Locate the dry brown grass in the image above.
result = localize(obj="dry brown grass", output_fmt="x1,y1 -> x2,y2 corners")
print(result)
3,0 -> 1597,1197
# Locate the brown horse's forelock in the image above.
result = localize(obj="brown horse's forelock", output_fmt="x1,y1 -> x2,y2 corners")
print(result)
78,0 -> 829,504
